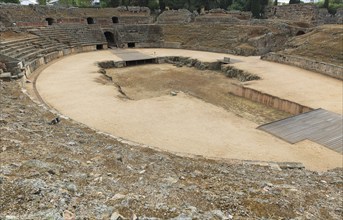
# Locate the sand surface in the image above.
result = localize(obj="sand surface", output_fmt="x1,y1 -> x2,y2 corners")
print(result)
135,48 -> 343,114
34,49 -> 342,171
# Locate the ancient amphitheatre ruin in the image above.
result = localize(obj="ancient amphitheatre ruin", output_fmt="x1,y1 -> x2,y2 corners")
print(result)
0,2 -> 342,219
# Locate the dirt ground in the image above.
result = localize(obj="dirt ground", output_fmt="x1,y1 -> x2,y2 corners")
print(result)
135,48 -> 343,114
106,64 -> 290,124
31,49 -> 342,171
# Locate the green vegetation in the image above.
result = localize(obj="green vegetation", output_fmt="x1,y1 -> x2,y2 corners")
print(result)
316,0 -> 343,14
0,0 -> 20,3
251,0 -> 261,17
100,0 -> 254,12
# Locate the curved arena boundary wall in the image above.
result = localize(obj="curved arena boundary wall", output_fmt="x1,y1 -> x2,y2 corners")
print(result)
261,53 -> 343,80
228,83 -> 313,115
25,45 -> 103,77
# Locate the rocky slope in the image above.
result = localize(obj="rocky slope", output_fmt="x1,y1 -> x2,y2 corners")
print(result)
0,80 -> 342,219
280,24 -> 343,66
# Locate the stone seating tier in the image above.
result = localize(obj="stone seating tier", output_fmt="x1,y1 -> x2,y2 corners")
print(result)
0,36 -> 67,63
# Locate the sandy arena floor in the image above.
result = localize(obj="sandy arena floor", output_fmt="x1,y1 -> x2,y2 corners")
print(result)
32,49 -> 342,171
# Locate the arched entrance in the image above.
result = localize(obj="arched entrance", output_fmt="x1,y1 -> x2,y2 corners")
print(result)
112,16 -> 119,24
104,31 -> 115,47
46,18 -> 54,25
128,42 -> 135,48
87,17 -> 95,24
296,30 -> 305,36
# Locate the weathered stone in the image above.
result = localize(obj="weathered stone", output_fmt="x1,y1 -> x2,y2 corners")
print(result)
110,212 -> 125,220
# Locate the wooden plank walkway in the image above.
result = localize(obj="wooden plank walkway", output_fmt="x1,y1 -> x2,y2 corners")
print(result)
258,109 -> 343,153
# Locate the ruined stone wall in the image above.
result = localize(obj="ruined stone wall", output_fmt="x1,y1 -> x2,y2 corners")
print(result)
160,22 -> 295,56
195,14 -> 243,24
261,52 -> 343,80
195,11 -> 251,24
156,9 -> 251,24
265,4 -> 319,22
109,24 -> 163,47
0,3 -> 152,27
265,4 -> 342,24
157,9 -> 194,24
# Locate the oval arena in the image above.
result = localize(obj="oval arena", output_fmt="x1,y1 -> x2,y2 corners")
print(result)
0,3 -> 342,219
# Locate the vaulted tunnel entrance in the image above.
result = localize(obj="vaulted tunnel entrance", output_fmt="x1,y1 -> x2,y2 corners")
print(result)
46,18 -> 54,25
104,31 -> 115,47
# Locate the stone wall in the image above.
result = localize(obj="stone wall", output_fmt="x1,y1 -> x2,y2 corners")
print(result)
228,83 -> 313,115
112,24 -> 163,47
261,53 -> 343,80
195,11 -> 251,24
265,4 -> 342,24
195,14 -> 242,24
160,23 -> 295,56
157,9 -> 194,24
25,45 -> 100,77
0,54 -> 23,78
0,3 -> 152,28
265,4 -> 319,22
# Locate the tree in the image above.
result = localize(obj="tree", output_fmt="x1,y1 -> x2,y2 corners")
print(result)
105,0 -> 121,7
159,0 -> 166,10
219,0 -> 232,9
251,0 -> 260,18
148,0 -> 159,9
289,0 -> 300,4
323,0 -> 329,8
274,0 -> 277,5
228,0 -> 247,11
0,0 -> 20,3
38,0 -> 47,5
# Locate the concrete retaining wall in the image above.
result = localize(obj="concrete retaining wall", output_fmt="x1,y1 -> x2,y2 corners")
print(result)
261,53 -> 343,80
228,83 -> 313,115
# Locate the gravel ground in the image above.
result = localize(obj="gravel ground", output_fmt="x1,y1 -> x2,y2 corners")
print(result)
0,80 -> 342,219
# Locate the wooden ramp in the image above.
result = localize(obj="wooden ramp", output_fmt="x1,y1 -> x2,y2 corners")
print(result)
258,109 -> 343,153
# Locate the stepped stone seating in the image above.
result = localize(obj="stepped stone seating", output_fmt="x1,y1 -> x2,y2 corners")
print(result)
30,24 -> 107,47
0,36 -> 66,64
